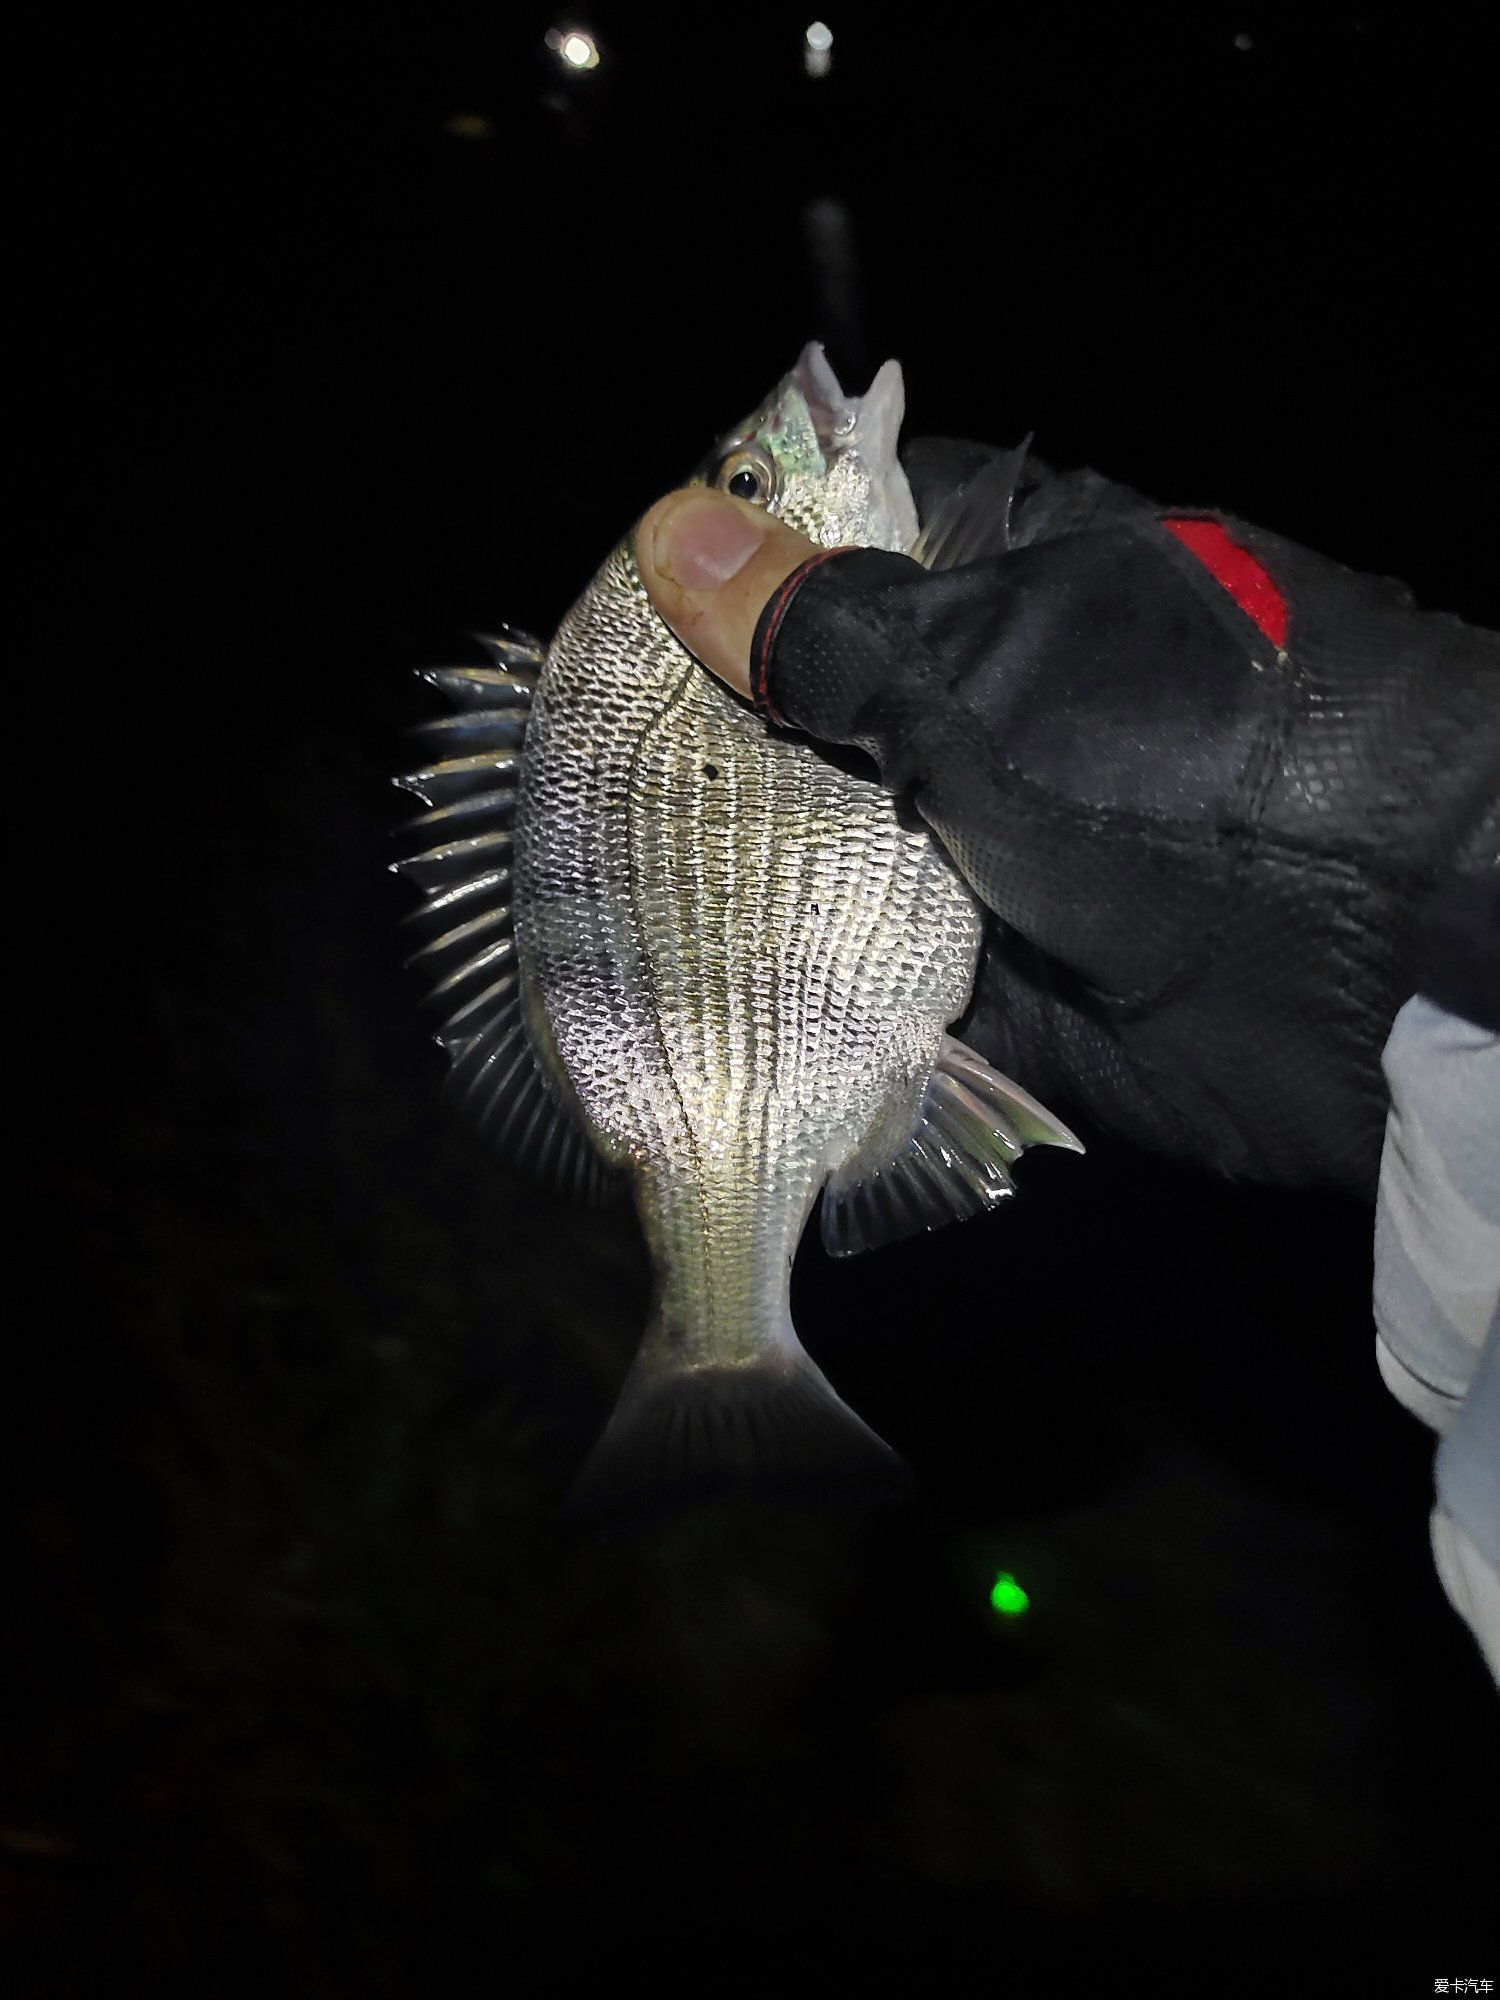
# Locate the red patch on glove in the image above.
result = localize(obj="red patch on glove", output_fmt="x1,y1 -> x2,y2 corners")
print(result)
1162,518 -> 1288,649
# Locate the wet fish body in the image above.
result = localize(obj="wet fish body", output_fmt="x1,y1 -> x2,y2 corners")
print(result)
396,348 -> 1079,1510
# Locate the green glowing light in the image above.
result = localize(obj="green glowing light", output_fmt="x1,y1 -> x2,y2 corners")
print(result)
988,1570 -> 1029,1617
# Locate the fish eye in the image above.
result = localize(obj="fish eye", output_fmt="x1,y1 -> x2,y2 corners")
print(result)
714,445 -> 778,508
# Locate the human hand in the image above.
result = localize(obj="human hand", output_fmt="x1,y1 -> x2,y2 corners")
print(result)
634,487 -> 815,702
636,446 -> 1500,1196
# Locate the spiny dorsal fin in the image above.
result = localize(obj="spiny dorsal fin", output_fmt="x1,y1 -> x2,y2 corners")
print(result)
392,630 -> 622,1208
908,436 -> 1033,572
820,1033 -> 1082,1258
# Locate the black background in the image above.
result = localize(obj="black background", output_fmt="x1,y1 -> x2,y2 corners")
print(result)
12,9 -> 1498,1990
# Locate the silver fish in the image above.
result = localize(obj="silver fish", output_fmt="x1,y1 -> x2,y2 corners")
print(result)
396,345 -> 1081,1511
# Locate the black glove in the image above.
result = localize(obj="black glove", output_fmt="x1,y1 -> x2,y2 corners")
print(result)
754,438 -> 1500,1196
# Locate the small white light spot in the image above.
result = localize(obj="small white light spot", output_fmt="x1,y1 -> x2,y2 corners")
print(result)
805,20 -> 833,50
804,19 -> 832,76
546,26 -> 601,70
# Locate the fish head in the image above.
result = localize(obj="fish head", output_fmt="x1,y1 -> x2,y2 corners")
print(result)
694,343 -> 918,557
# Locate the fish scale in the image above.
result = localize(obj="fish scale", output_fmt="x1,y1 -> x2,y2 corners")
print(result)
399,345 -> 1082,1511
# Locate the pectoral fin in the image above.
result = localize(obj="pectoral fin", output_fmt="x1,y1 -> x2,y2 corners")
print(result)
820,1034 -> 1082,1258
907,437 -> 1033,571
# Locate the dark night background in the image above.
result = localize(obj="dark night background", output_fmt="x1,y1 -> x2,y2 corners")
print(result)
11,9 -> 1498,1991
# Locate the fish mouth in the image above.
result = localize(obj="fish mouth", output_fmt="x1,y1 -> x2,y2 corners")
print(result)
791,341 -> 905,465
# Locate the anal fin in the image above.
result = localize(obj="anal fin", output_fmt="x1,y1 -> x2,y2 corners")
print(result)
820,1034 -> 1082,1259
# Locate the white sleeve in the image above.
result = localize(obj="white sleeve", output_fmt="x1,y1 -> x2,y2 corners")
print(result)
1373,992 -> 1500,1685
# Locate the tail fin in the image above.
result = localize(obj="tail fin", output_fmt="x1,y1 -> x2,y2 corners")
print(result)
563,1349 -> 909,1520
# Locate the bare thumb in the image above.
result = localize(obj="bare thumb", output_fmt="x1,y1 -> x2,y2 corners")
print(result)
634,488 -> 821,700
